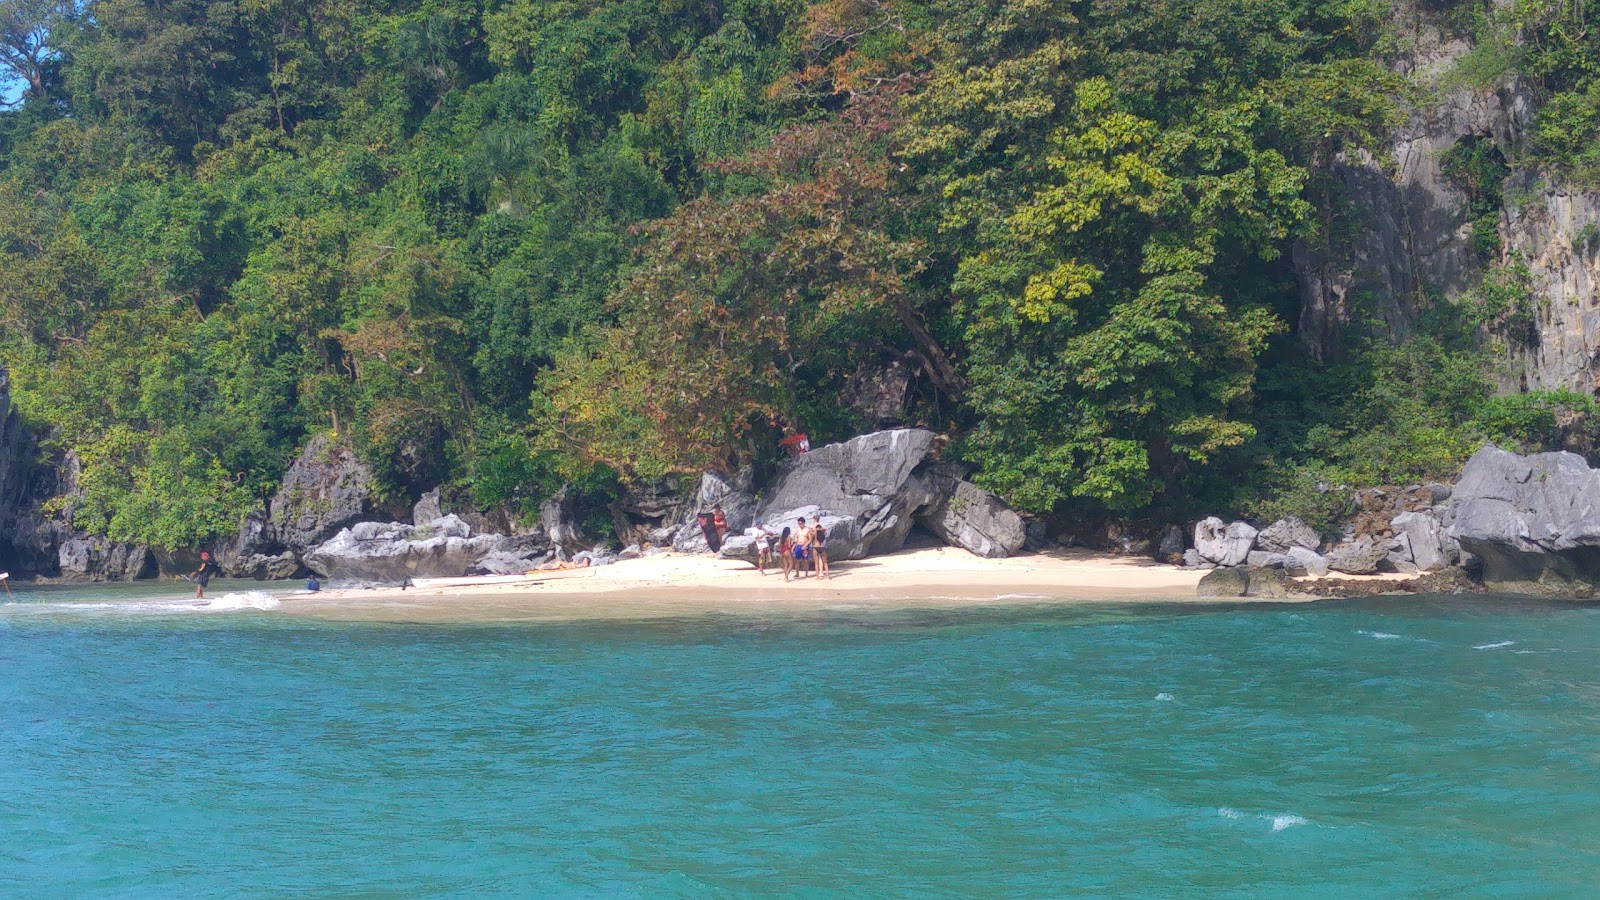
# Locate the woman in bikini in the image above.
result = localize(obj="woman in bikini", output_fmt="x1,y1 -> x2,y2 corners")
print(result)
778,526 -> 794,581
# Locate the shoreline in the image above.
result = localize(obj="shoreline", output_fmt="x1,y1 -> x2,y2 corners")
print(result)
269,547 -> 1409,623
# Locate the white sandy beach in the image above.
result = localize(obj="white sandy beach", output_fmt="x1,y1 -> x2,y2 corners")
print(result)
271,546 -> 1386,623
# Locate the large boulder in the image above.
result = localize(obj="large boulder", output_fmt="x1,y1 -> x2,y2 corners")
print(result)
1450,444 -> 1600,595
609,475 -> 693,546
916,466 -> 1026,559
270,434 -> 379,554
57,535 -> 155,581
672,470 -> 757,553
759,429 -> 939,559
304,515 -> 552,583
719,506 -> 860,566
540,485 -> 589,557
1193,517 -> 1258,567
1391,510 -> 1456,572
1326,538 -> 1387,575
1256,517 -> 1322,553
1196,566 -> 1252,597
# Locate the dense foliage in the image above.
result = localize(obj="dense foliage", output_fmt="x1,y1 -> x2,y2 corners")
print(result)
1,0 -> 1596,551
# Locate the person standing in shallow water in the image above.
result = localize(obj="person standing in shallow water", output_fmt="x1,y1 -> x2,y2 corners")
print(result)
189,552 -> 219,599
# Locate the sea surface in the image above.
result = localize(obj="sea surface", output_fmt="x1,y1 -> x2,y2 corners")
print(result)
3,582 -> 1599,896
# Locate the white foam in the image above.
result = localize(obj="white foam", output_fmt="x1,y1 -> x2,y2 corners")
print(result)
202,591 -> 281,611
1357,630 -> 1402,640
16,591 -> 281,616
1154,692 -> 1174,702
1217,807 -> 1242,819
1473,640 -> 1515,650
1271,814 -> 1308,832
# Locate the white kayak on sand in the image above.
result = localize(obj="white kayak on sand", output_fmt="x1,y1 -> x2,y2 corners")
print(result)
408,573 -> 551,590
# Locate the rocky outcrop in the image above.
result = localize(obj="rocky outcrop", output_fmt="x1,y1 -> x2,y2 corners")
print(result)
1450,444 -> 1600,595
840,357 -> 913,427
1326,538 -> 1388,575
719,506 -> 859,566
57,535 -> 155,581
1194,517 -> 1258,567
608,475 -> 693,547
916,465 -> 1026,559
1196,566 -> 1305,599
304,514 -> 553,583
270,434 -> 378,554
1256,517 -> 1321,554
758,429 -> 936,559
1291,4 -> 1600,396
671,470 -> 757,553
1499,183 -> 1600,393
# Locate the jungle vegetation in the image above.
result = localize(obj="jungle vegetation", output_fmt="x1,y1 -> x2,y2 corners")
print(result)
1,0 -> 1596,549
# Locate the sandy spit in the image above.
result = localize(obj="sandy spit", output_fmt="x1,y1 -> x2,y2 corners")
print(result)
272,546 -> 1345,624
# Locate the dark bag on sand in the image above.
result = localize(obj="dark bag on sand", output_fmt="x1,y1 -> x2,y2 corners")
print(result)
697,512 -> 722,552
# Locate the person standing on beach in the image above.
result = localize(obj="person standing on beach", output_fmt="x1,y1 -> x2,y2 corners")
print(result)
188,552 -> 219,599
746,520 -> 775,575
712,504 -> 728,541
811,514 -> 830,580
793,516 -> 812,578
778,527 -> 795,581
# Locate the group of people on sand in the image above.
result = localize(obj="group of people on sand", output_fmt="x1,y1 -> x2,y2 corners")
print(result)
743,514 -> 831,581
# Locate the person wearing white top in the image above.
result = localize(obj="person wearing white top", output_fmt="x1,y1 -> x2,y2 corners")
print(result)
745,521 -> 776,575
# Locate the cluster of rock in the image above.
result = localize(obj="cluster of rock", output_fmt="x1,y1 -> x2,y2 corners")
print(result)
304,515 -> 554,583
283,428 -> 1029,584
1188,494 -> 1460,580
714,429 -> 1026,566
1187,483 -> 1463,597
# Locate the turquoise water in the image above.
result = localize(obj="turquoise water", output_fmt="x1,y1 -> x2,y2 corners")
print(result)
3,585 -> 1600,896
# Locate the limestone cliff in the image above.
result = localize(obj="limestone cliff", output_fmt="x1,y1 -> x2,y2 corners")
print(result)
0,367 -> 28,570
1294,5 -> 1599,395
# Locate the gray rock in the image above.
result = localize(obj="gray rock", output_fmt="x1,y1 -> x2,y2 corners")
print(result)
1181,548 -> 1208,569
1156,525 -> 1185,563
1196,567 -> 1251,598
270,435 -> 378,554
916,473 -> 1026,559
1247,550 -> 1294,569
758,429 -> 938,559
304,516 -> 550,583
1326,538 -> 1386,575
1450,444 -> 1600,594
1426,482 -> 1453,503
541,486 -> 589,557
57,535 -> 153,581
840,357 -> 913,426
672,470 -> 757,553
721,506 -> 860,566
1256,517 -> 1321,553
610,475 -> 692,546
1194,517 -> 1258,567
1024,519 -> 1051,552
412,489 -> 444,526
1392,510 -> 1455,572
1287,546 -> 1329,577
1245,568 -> 1299,599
